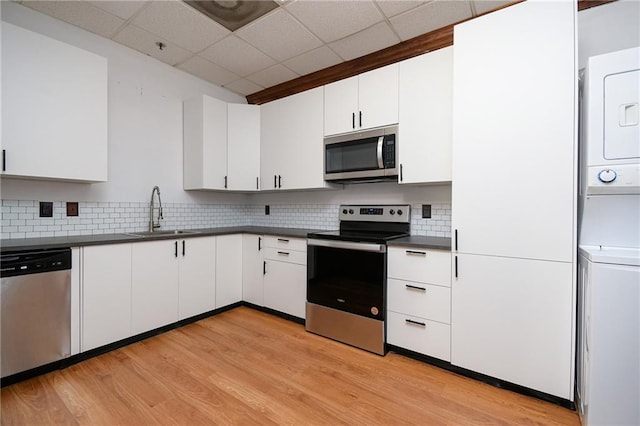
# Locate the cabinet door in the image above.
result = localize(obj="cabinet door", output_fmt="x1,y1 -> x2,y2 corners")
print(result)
1,23 -> 107,182
324,76 -> 359,136
263,260 -> 306,318
227,104 -> 260,191
260,87 -> 328,191
183,95 -> 227,190
215,234 -> 243,308
358,63 -> 399,131
398,48 -> 452,184
82,244 -> 132,351
131,240 -> 179,335
451,253 -> 574,399
451,0 -> 576,262
242,234 -> 264,306
178,237 -> 216,320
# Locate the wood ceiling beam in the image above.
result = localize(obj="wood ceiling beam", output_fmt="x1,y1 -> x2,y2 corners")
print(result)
246,0 -> 615,105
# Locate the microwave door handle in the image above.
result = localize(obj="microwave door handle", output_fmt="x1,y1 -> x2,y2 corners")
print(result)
377,136 -> 384,169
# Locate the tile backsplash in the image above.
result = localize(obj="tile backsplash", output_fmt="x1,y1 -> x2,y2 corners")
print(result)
0,200 -> 451,240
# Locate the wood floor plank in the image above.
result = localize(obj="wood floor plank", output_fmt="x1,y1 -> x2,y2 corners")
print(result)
0,306 -> 580,425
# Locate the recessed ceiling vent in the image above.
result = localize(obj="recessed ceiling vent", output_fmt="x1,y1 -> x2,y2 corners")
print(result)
185,0 -> 279,32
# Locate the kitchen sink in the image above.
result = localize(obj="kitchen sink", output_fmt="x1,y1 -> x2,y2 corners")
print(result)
124,230 -> 200,238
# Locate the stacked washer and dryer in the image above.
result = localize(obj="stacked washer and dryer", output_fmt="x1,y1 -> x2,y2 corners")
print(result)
577,46 -> 639,425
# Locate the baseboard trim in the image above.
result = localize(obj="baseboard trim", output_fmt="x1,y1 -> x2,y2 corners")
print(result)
386,344 -> 576,411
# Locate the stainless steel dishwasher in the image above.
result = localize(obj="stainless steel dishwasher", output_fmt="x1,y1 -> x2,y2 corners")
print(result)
1,248 -> 72,379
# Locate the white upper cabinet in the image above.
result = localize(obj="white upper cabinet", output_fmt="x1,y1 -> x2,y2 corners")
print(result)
227,104 -> 260,191
260,87 -> 332,191
1,22 -> 108,182
398,47 -> 453,184
324,64 -> 399,136
451,0 -> 576,262
183,96 -> 260,191
183,95 -> 228,190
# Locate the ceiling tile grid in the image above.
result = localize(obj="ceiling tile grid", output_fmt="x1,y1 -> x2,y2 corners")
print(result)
14,0 -> 514,98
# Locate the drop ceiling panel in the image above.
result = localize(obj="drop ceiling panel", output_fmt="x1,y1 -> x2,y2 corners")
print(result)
89,1 -> 148,20
132,1 -> 230,52
286,0 -> 384,43
223,78 -> 265,96
390,0 -> 474,41
178,55 -> 240,86
375,0 -> 426,19
113,25 -> 193,67
200,35 -> 276,77
23,0 -> 125,38
330,22 -> 400,61
473,0 -> 514,15
283,46 -> 343,76
247,64 -> 299,88
236,8 -> 323,62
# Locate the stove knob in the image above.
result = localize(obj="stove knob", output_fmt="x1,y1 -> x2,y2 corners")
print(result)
342,209 -> 348,214
389,209 -> 395,215
349,209 -> 354,214
397,209 -> 403,216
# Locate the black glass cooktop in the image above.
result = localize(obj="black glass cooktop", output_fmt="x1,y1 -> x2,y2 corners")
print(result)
307,230 -> 409,244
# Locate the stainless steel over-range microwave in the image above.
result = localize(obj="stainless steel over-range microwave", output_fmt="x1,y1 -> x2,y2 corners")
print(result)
324,125 -> 398,182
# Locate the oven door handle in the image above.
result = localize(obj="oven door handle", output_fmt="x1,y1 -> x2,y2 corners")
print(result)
307,238 -> 386,253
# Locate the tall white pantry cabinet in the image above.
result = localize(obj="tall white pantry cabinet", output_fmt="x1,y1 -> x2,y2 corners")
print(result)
451,0 -> 577,400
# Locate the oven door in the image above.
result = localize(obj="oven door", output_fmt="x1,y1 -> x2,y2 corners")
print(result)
307,238 -> 386,320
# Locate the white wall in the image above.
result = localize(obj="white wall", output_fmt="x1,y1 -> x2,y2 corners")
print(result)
0,1 -> 248,205
578,0 -> 640,69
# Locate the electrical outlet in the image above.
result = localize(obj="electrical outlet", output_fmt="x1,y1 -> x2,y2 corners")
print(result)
422,204 -> 431,219
265,205 -> 270,215
66,202 -> 79,217
39,202 -> 53,218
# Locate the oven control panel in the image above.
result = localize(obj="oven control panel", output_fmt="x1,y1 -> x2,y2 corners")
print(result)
339,205 -> 410,223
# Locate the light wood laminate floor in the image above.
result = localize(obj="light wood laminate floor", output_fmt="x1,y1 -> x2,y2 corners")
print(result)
1,306 -> 580,425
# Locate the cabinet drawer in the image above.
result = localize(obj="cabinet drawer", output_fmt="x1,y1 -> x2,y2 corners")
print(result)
264,247 -> 306,265
387,278 -> 450,324
387,311 -> 451,361
388,247 -> 451,286
263,236 -> 307,252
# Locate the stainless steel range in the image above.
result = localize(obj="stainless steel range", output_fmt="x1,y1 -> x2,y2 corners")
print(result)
306,204 -> 410,355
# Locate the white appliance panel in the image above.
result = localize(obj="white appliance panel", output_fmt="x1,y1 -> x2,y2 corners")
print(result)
604,69 -> 639,160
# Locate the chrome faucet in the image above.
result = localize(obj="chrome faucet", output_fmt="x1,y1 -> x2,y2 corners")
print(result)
149,186 -> 163,232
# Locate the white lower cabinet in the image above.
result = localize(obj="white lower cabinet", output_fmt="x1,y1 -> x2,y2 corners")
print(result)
242,234 -> 264,305
451,253 -> 574,398
81,243 -> 132,352
387,246 -> 452,361
178,237 -> 216,320
262,236 -> 306,319
131,240 -> 180,335
215,234 -> 243,308
387,312 -> 451,361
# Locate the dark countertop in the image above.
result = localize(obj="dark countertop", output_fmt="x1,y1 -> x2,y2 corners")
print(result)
388,236 -> 451,251
0,226 -> 322,253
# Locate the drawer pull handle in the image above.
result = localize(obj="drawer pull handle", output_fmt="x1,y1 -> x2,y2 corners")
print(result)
277,251 -> 290,256
405,284 -> 426,292
406,250 -> 426,256
277,238 -> 289,243
405,319 -> 426,327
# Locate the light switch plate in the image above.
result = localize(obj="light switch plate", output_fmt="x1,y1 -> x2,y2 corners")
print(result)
39,201 -> 53,218
422,204 -> 431,219
66,202 -> 79,217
